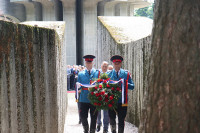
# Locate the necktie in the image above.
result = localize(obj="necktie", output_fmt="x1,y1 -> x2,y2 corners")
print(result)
88,70 -> 90,75
116,71 -> 118,78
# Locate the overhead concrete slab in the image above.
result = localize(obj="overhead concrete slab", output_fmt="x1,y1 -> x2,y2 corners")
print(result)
98,16 -> 153,44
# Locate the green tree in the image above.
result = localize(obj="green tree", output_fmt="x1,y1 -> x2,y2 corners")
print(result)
134,3 -> 154,19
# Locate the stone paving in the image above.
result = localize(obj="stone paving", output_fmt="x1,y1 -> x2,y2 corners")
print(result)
64,92 -> 138,133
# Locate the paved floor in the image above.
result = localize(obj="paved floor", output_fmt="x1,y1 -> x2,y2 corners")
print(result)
64,92 -> 138,133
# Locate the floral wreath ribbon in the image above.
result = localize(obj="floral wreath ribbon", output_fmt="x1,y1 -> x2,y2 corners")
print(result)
75,79 -> 128,106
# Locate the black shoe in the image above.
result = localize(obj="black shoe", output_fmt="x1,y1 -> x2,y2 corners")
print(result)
79,120 -> 81,124
96,125 -> 101,132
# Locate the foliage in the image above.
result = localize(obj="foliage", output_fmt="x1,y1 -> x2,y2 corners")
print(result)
88,73 -> 121,111
134,3 -> 154,19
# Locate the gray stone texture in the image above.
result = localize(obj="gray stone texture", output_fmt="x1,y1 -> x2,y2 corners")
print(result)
97,16 -> 152,126
0,20 -> 67,133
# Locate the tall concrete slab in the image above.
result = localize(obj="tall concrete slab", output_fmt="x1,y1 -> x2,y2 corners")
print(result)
61,0 -> 77,65
0,20 -> 67,133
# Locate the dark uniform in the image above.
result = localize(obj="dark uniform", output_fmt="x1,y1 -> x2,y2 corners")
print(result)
77,55 -> 100,133
107,55 -> 135,133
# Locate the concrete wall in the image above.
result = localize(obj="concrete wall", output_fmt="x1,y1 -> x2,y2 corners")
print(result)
0,20 -> 67,133
97,17 -> 152,126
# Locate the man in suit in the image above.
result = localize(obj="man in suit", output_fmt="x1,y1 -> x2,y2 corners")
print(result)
107,55 -> 135,133
77,55 -> 100,133
96,61 -> 110,133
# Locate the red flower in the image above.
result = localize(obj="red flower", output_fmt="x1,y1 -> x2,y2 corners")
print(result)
105,78 -> 110,81
94,102 -> 98,106
111,87 -> 115,91
111,101 -> 115,104
91,92 -> 94,95
98,97 -> 102,101
105,98 -> 108,102
108,104 -> 112,107
117,87 -> 120,91
109,96 -> 114,100
95,93 -> 99,97
101,91 -> 105,95
98,103 -> 101,106
97,79 -> 103,82
103,80 -> 107,83
99,85 -> 102,89
105,94 -> 108,98
94,87 -> 98,90
106,84 -> 110,88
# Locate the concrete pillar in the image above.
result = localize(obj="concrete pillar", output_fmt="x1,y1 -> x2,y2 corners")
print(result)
104,0 -> 128,16
129,3 -> 135,16
82,0 -> 102,66
115,2 -> 129,16
10,1 -> 42,21
97,1 -> 106,16
0,0 -> 9,15
32,0 -> 58,21
1,0 -> 26,22
61,0 -> 77,65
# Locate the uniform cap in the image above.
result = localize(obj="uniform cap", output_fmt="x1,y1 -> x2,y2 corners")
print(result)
110,55 -> 123,63
83,55 -> 96,62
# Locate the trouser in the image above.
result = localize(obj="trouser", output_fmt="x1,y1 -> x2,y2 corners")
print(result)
70,75 -> 74,89
108,103 -> 127,133
80,102 -> 98,131
77,102 -> 81,122
97,110 -> 109,130
67,76 -> 70,90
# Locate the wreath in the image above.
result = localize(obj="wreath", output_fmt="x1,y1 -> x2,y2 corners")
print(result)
88,73 -> 121,111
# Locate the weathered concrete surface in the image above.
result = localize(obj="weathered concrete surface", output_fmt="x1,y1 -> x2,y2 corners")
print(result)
97,16 -> 152,126
0,20 -> 67,133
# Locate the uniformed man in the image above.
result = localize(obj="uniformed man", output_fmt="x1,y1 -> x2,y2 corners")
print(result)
77,55 -> 100,133
107,55 -> 135,133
